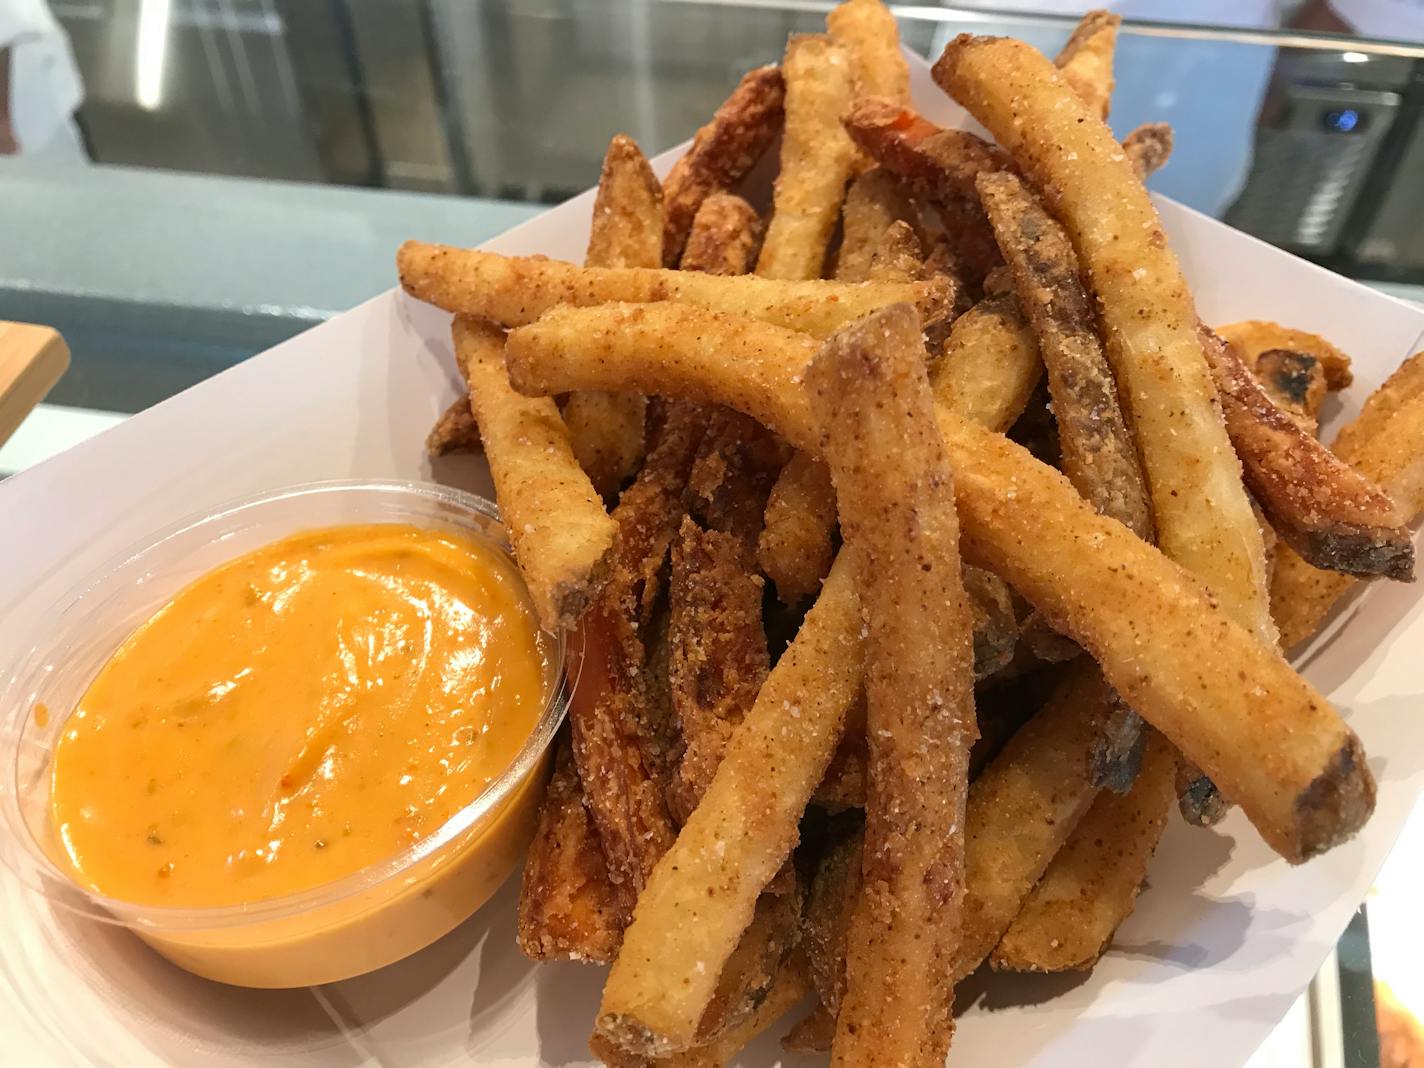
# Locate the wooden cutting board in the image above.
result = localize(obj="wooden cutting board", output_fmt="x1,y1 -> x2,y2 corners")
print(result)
0,322 -> 69,448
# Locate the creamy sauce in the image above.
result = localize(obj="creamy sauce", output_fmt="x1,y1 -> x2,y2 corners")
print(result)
50,523 -> 547,908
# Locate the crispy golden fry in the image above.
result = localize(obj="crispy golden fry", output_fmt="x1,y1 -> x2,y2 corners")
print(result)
843,97 -> 1014,204
1053,9 -> 1121,119
756,35 -> 859,281
661,65 -> 785,266
1122,122 -> 1174,181
425,394 -> 480,457
518,733 -> 622,964
803,820 -> 865,1015
506,301 -> 1375,863
1273,378 -> 1424,648
679,194 -> 763,276
1330,350 -> 1424,457
1202,329 -> 1413,579
563,134 -> 663,496
953,663 -> 1127,981
866,218 -> 925,282
827,0 -> 910,103
398,242 -> 950,339
454,316 -> 615,629
667,517 -> 770,825
809,305 -> 975,1068
836,167 -> 918,282
1254,349 -> 1328,432
572,406 -> 707,911
965,565 -> 1019,680
1218,320 -> 1354,392
978,170 -> 1153,541
597,553 -> 864,1054
758,453 -> 838,604
783,1003 -> 837,1054
990,728 -> 1176,972
813,736 -> 868,813
937,36 -> 1275,646
930,294 -> 1043,433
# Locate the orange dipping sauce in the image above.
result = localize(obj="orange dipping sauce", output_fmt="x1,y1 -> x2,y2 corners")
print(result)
50,523 -> 548,909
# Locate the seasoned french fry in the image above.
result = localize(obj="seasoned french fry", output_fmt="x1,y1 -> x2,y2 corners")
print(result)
953,663 -> 1128,981
454,316 -> 616,629
978,169 -> 1153,541
518,733 -> 622,964
866,218 -> 925,282
1218,319 -> 1354,392
597,552 -> 864,1054
425,394 -> 480,457
398,242 -> 951,338
1122,122 -> 1174,181
842,97 -> 1014,204
758,453 -> 838,604
783,1002 -> 837,1054
506,301 -> 1375,864
679,194 -> 763,276
827,0 -> 910,103
1053,9 -> 1121,119
930,294 -> 1042,433
1329,350 -> 1424,458
1202,329 -> 1413,579
562,391 -> 648,500
965,565 -> 1019,680
836,167 -> 918,283
1273,375 -> 1424,647
806,306 -> 976,1067
661,65 -> 785,266
990,727 -> 1176,972
756,35 -> 859,281
1254,349 -> 1328,432
802,819 -> 865,1016
936,35 -> 1276,645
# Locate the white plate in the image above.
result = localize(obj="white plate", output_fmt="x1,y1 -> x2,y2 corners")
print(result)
3,49 -> 1424,1068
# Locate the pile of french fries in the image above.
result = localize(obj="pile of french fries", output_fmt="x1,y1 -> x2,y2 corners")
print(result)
402,4 -> 1424,1064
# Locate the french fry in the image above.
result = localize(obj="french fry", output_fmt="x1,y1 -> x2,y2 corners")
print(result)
518,732 -> 622,964
953,663 -> 1129,981
936,35 -> 1276,646
661,65 -> 785,266
454,316 -> 616,629
1329,350 -> 1424,458
965,565 -> 1019,680
756,35 -> 859,281
802,819 -> 865,1016
1122,122 -> 1174,181
1254,349 -> 1328,432
398,242 -> 951,338
990,728 -> 1177,972
930,294 -> 1042,433
1273,375 -> 1424,647
679,194 -> 763,276
1202,329 -> 1413,579
977,169 -> 1153,541
425,394 -> 480,457
1053,9 -> 1121,119
783,1003 -> 837,1054
836,167 -> 918,283
1218,319 -> 1354,392
865,218 -> 925,282
827,0 -> 910,103
758,453 -> 838,604
562,391 -> 648,499
505,301 -> 1375,863
842,97 -> 1014,204
597,553 -> 864,1054
807,306 -> 977,1068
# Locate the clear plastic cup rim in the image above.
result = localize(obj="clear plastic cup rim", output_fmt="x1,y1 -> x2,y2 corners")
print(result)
0,478 -> 572,932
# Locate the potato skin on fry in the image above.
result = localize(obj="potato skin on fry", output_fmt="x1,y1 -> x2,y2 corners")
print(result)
679,193 -> 763,276
425,394 -> 480,457
1219,319 -> 1353,393
662,65 -> 785,266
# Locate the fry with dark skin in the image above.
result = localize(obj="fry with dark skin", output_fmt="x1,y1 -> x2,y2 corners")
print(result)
425,394 -> 480,457
1202,328 -> 1414,580
678,194 -> 763,276
398,242 -> 951,339
518,732 -> 623,963
563,134 -> 661,497
866,218 -> 925,282
1254,349 -> 1328,432
990,728 -> 1177,972
1122,122 -> 1174,181
756,34 -> 859,281
1053,9 -> 1121,119
506,301 -> 1375,865
836,167 -> 918,283
661,65 -> 785,266
802,819 -> 865,1017
842,97 -> 1014,204
454,316 -> 616,630
1218,319 -> 1353,392
808,305 -> 976,1068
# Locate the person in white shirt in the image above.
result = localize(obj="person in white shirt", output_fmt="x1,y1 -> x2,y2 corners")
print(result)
0,0 -> 82,156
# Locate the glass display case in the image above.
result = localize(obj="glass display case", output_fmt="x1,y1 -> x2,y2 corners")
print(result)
3,5 -> 1423,1065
